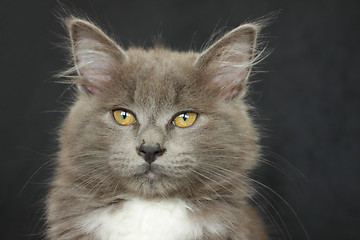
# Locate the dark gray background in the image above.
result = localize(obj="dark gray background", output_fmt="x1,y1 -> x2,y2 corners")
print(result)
1,0 -> 359,239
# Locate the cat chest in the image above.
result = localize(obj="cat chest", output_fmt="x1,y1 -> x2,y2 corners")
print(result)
80,198 -> 203,240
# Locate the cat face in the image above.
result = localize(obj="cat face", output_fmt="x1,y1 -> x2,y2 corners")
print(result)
58,18 -> 260,200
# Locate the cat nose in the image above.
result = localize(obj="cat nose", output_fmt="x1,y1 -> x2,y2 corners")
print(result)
137,144 -> 166,164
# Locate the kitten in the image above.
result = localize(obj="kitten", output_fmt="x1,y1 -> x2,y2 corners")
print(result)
47,17 -> 269,240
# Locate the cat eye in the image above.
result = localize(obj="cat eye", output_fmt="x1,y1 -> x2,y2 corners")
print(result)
112,109 -> 137,126
172,112 -> 198,128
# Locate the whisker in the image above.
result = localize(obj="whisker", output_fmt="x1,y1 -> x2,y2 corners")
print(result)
190,168 -> 250,235
198,164 -> 289,240
201,162 -> 309,240
190,169 -> 227,202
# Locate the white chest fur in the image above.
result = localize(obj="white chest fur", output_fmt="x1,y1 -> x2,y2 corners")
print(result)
80,198 -> 204,240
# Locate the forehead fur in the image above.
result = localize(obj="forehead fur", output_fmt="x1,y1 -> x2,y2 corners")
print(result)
98,47 -> 213,112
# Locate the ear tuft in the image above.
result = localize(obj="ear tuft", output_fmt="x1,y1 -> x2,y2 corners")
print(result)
66,18 -> 128,95
195,24 -> 260,99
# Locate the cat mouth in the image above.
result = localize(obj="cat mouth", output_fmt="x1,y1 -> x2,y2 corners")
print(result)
144,168 -> 157,180
138,164 -> 160,180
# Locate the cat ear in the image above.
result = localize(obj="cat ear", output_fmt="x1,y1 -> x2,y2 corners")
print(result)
195,24 -> 259,99
67,18 -> 128,94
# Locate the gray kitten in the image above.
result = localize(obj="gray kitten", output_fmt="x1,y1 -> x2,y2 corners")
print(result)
46,17 -> 268,240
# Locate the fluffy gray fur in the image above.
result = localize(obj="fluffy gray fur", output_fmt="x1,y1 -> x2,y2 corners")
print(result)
47,17 -> 269,240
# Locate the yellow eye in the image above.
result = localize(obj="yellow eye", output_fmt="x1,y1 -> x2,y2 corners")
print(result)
172,112 -> 198,128
112,109 -> 136,126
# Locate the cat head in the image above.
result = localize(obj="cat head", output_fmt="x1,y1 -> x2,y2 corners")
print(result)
58,18 -> 261,200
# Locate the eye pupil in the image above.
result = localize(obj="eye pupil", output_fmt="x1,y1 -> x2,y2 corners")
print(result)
180,113 -> 189,121
121,111 -> 128,119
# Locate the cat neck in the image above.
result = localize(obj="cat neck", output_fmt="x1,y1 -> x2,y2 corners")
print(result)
80,197 -> 226,240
